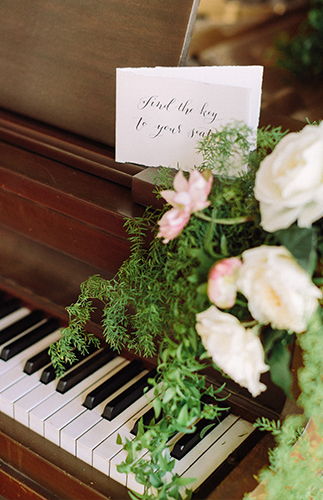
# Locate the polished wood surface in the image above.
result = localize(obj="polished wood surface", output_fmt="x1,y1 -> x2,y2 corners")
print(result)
0,0 -> 198,148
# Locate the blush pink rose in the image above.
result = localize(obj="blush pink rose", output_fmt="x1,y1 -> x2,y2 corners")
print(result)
160,170 -> 213,215
157,170 -> 213,243
157,208 -> 190,243
207,257 -> 242,309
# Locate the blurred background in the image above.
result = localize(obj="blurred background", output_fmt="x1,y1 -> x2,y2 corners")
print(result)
188,0 -> 323,127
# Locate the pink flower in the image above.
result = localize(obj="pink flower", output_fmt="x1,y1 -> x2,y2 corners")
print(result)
157,208 -> 190,243
207,257 -> 242,309
157,169 -> 213,243
160,170 -> 213,215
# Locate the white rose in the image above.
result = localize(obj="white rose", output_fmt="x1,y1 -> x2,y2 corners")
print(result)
196,306 -> 268,398
237,245 -> 322,333
255,122 -> 323,232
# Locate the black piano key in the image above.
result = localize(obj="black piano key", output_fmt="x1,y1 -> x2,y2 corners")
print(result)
102,368 -> 157,421
0,298 -> 22,320
56,347 -> 116,394
0,310 -> 44,346
40,342 -> 98,385
83,359 -> 143,410
171,409 -> 230,460
131,406 -> 163,436
0,317 -> 60,361
23,346 -> 51,375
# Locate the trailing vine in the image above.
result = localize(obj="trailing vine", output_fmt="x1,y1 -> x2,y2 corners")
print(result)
49,122 -> 323,500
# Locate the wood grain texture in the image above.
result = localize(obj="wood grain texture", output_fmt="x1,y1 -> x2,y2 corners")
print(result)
0,0 -> 197,147
0,413 -> 129,500
0,108 -> 143,186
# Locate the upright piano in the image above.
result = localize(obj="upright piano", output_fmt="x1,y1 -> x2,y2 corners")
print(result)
0,2 -> 299,499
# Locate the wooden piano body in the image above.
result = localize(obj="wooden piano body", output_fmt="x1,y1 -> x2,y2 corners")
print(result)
0,2 -> 299,499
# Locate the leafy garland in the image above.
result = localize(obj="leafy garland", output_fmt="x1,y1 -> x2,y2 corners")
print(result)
49,122 -> 323,500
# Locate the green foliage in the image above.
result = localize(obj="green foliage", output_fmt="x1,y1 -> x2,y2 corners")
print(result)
245,309 -> 323,500
197,121 -> 252,175
273,225 -> 318,275
49,123 -> 320,500
255,125 -> 288,164
254,417 -> 282,436
275,0 -> 323,79
262,327 -> 294,399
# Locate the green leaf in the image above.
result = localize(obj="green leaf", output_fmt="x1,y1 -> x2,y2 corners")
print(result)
149,473 -> 164,488
273,225 -> 317,275
116,433 -> 123,445
262,326 -> 292,355
177,404 -> 189,427
267,341 -> 293,399
153,398 -> 162,419
163,388 -> 176,405
200,422 -> 216,439
177,476 -> 196,486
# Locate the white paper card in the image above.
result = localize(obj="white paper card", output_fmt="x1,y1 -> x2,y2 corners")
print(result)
116,66 -> 263,170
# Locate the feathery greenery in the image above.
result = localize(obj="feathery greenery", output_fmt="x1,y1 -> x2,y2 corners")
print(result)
49,122 -> 323,500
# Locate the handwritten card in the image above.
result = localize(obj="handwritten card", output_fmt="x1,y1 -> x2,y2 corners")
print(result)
116,66 -> 263,170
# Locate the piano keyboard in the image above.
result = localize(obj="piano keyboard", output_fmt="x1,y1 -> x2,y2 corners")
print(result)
0,294 -> 256,497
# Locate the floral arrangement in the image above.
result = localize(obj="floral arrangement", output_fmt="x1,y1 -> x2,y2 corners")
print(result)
50,120 -> 323,500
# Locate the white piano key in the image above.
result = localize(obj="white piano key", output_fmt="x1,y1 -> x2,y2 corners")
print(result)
1,370 -> 43,418
127,465 -> 146,495
14,377 -> 58,426
171,414 -> 239,478
0,333 -> 62,417
0,299 -> 258,495
110,447 -> 130,486
127,467 -> 148,495
0,365 -> 26,394
61,408 -> 102,456
91,396 -> 153,474
77,419 -> 114,465
54,368 -> 148,450
0,329 -> 60,395
111,438 -> 150,487
44,356 -> 127,445
30,356 -> 127,436
77,387 -> 155,466
0,306 -> 31,332
93,426 -> 135,476
126,416 -> 239,495
179,417 -> 254,493
0,323 -> 57,376
45,403 -> 88,446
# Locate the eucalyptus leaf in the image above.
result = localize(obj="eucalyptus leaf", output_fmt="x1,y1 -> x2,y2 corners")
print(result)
273,225 -> 317,275
262,326 -> 293,355
267,342 -> 293,399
